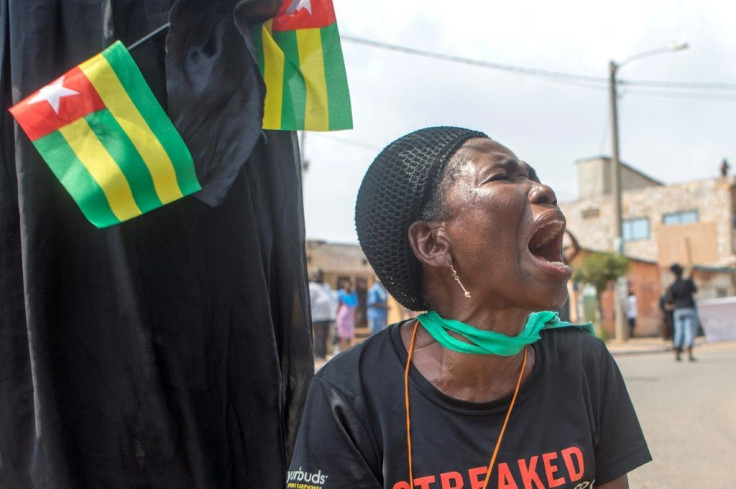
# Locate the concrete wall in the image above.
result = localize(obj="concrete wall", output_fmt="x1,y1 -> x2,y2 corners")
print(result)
576,157 -> 663,200
577,157 -> 610,198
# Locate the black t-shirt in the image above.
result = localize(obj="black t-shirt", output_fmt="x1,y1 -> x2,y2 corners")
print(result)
288,322 -> 651,489
667,278 -> 697,309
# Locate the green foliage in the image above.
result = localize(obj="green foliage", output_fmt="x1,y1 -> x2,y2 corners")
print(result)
572,253 -> 629,295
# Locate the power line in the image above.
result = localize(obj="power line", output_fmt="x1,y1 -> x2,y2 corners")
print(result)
540,77 -> 608,92
342,35 -> 736,92
341,35 -> 608,85
620,88 -> 736,101
621,80 -> 736,90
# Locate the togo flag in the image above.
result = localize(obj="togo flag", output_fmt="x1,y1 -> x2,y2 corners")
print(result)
251,0 -> 352,131
9,41 -> 200,228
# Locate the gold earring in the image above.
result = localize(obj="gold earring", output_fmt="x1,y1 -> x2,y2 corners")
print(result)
448,263 -> 472,298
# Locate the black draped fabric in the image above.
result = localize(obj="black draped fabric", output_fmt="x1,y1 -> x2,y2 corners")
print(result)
0,1 -> 314,487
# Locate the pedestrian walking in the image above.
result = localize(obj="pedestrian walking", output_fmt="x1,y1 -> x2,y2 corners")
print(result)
626,291 -> 638,338
309,268 -> 335,360
336,279 -> 358,352
665,263 -> 698,362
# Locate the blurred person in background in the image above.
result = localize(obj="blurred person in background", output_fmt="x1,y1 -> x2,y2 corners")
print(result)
659,293 -> 674,341
336,279 -> 358,352
309,268 -> 335,360
626,291 -> 638,338
366,276 -> 389,334
665,263 -> 698,362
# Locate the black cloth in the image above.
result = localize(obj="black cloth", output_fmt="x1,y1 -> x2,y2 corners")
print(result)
167,0 -> 269,206
666,278 -> 697,309
1,1 -> 313,488
289,323 -> 651,488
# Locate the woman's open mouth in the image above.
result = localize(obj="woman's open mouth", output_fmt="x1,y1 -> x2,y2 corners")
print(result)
527,218 -> 572,277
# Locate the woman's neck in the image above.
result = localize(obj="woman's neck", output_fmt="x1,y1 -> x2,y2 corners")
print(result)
402,313 -> 537,403
432,304 -> 532,337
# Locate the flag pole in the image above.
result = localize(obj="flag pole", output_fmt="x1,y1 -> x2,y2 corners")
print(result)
128,23 -> 171,51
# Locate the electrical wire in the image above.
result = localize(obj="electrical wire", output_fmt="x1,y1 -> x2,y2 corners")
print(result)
341,35 -> 609,85
329,35 -> 735,155
341,35 -> 736,95
620,88 -> 736,101
621,80 -> 736,90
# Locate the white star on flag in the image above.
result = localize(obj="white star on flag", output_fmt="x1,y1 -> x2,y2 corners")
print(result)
27,76 -> 79,114
285,0 -> 312,15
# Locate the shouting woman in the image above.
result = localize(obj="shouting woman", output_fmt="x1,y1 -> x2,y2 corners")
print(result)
289,127 -> 651,489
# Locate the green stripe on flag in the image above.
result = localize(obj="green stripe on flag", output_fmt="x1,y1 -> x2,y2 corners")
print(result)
273,29 -> 306,130
320,23 -> 352,130
34,131 -> 120,227
84,109 -> 164,213
101,43 -> 200,195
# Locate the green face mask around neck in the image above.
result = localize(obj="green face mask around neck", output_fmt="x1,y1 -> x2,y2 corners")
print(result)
416,310 -> 595,356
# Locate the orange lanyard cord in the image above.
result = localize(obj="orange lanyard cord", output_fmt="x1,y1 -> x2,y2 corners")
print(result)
404,320 -> 420,489
480,344 -> 527,488
404,320 -> 528,489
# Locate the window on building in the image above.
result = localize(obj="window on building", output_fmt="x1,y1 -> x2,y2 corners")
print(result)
623,217 -> 650,241
663,210 -> 698,225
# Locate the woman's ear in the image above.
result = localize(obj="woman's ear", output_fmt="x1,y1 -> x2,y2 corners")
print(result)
408,221 -> 451,268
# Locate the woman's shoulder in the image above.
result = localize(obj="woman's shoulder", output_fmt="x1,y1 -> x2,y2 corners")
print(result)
315,323 -> 405,388
540,326 -> 608,362
536,327 -> 625,395
542,323 -> 603,341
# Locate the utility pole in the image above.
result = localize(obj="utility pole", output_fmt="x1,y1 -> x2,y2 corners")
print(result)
607,41 -> 688,341
608,61 -> 623,255
608,60 -> 627,342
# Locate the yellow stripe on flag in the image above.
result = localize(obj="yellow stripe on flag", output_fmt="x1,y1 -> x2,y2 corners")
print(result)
296,28 -> 329,131
59,118 -> 141,222
261,20 -> 285,129
78,54 -> 183,204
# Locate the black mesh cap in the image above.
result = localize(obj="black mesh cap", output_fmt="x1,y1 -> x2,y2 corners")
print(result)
355,126 -> 488,311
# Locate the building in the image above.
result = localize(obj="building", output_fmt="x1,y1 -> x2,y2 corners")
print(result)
560,156 -> 736,336
306,240 -> 410,343
306,239 -> 375,293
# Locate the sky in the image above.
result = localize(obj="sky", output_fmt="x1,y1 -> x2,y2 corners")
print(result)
301,0 -> 736,244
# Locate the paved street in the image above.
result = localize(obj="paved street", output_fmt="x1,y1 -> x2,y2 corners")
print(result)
614,341 -> 736,487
